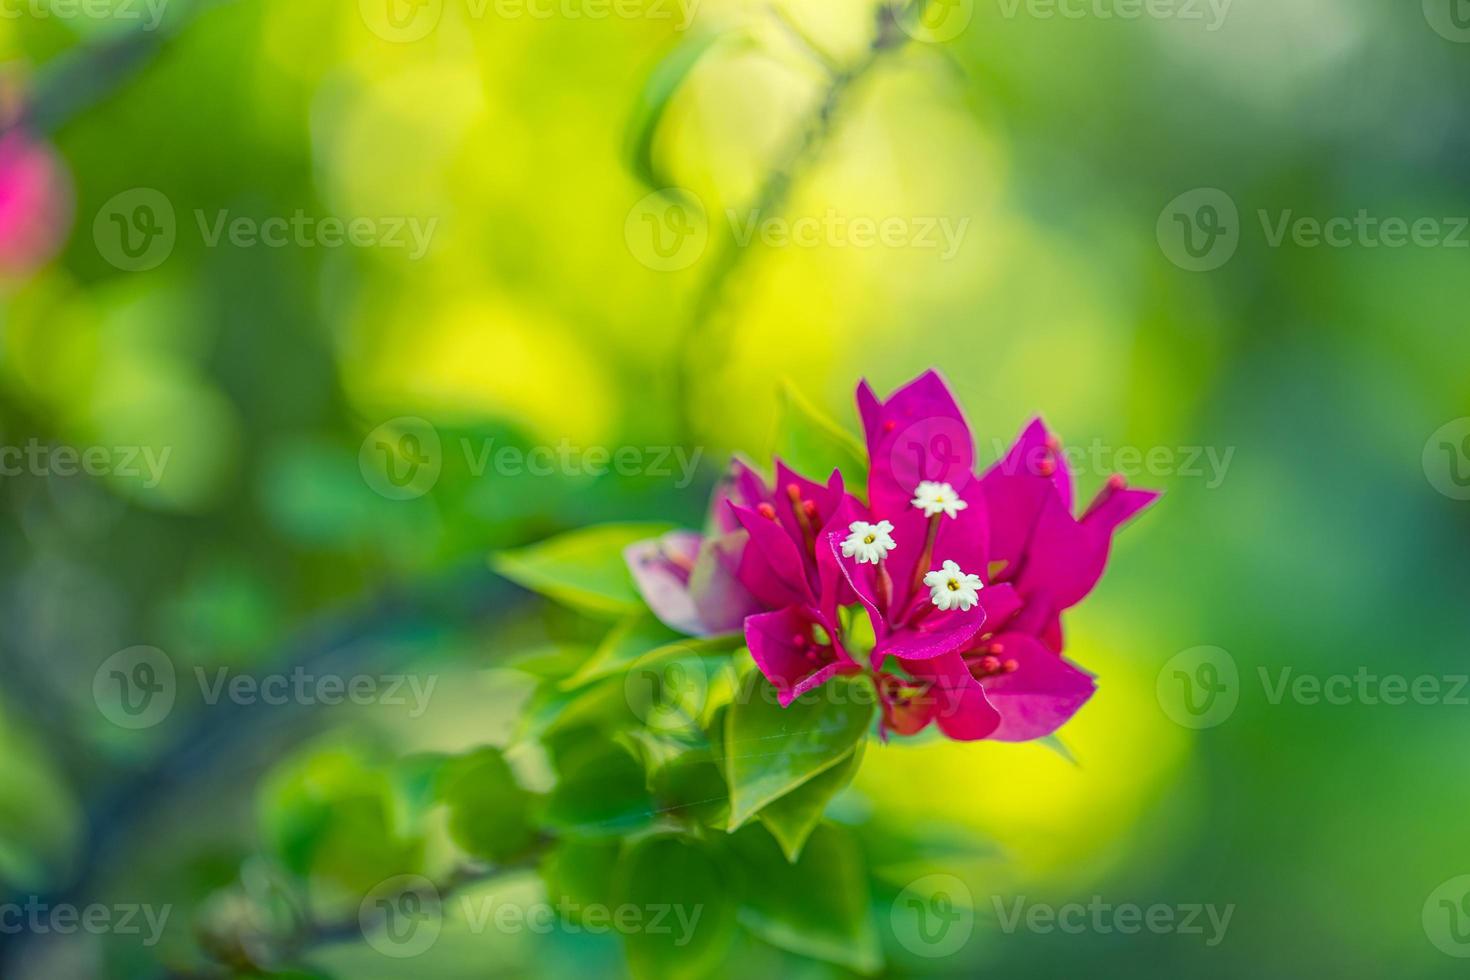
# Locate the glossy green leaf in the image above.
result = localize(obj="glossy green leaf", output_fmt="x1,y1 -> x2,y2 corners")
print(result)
561,614 -> 681,689
541,838 -> 623,923
614,836 -> 737,980
436,748 -> 535,863
724,672 -> 874,829
491,522 -> 675,617
772,379 -> 869,492
732,824 -> 882,974
758,741 -> 864,862
258,745 -> 422,896
619,730 -> 730,828
544,742 -> 655,838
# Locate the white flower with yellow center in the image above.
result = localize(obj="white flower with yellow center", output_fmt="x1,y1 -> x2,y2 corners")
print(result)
840,520 -> 896,564
911,481 -> 967,519
923,560 -> 984,611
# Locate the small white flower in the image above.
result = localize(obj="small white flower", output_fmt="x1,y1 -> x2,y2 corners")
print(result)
923,560 -> 984,612
911,481 -> 968,519
840,520 -> 896,564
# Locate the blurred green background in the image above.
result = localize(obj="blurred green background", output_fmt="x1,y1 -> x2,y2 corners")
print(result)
0,0 -> 1468,976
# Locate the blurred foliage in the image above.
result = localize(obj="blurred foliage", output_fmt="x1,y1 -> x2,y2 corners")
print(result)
0,0 -> 1467,977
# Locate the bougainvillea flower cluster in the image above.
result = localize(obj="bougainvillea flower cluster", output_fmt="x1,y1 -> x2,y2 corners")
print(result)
626,371 -> 1158,742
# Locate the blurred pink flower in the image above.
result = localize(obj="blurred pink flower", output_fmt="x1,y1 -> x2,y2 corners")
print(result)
0,129 -> 73,277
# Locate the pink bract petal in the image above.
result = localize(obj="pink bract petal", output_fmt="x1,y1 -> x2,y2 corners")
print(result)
1082,478 -> 1162,537
874,607 -> 988,663
745,605 -> 848,707
729,503 -> 813,609
686,530 -> 764,634
624,531 -> 706,635
857,370 -> 977,521
980,417 -> 1074,571
707,457 -> 770,535
910,651 -> 1002,741
978,632 -> 1096,741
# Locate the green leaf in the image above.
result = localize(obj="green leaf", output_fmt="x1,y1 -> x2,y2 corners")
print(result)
1038,733 -> 1080,766
619,730 -> 730,828
758,741 -> 864,862
491,522 -> 675,617
625,32 -> 740,189
724,672 -> 875,830
257,744 -> 422,896
614,836 -> 737,980
731,824 -> 882,974
561,614 -> 681,689
541,839 -> 623,923
772,379 -> 869,492
544,742 -> 656,838
436,748 -> 535,863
